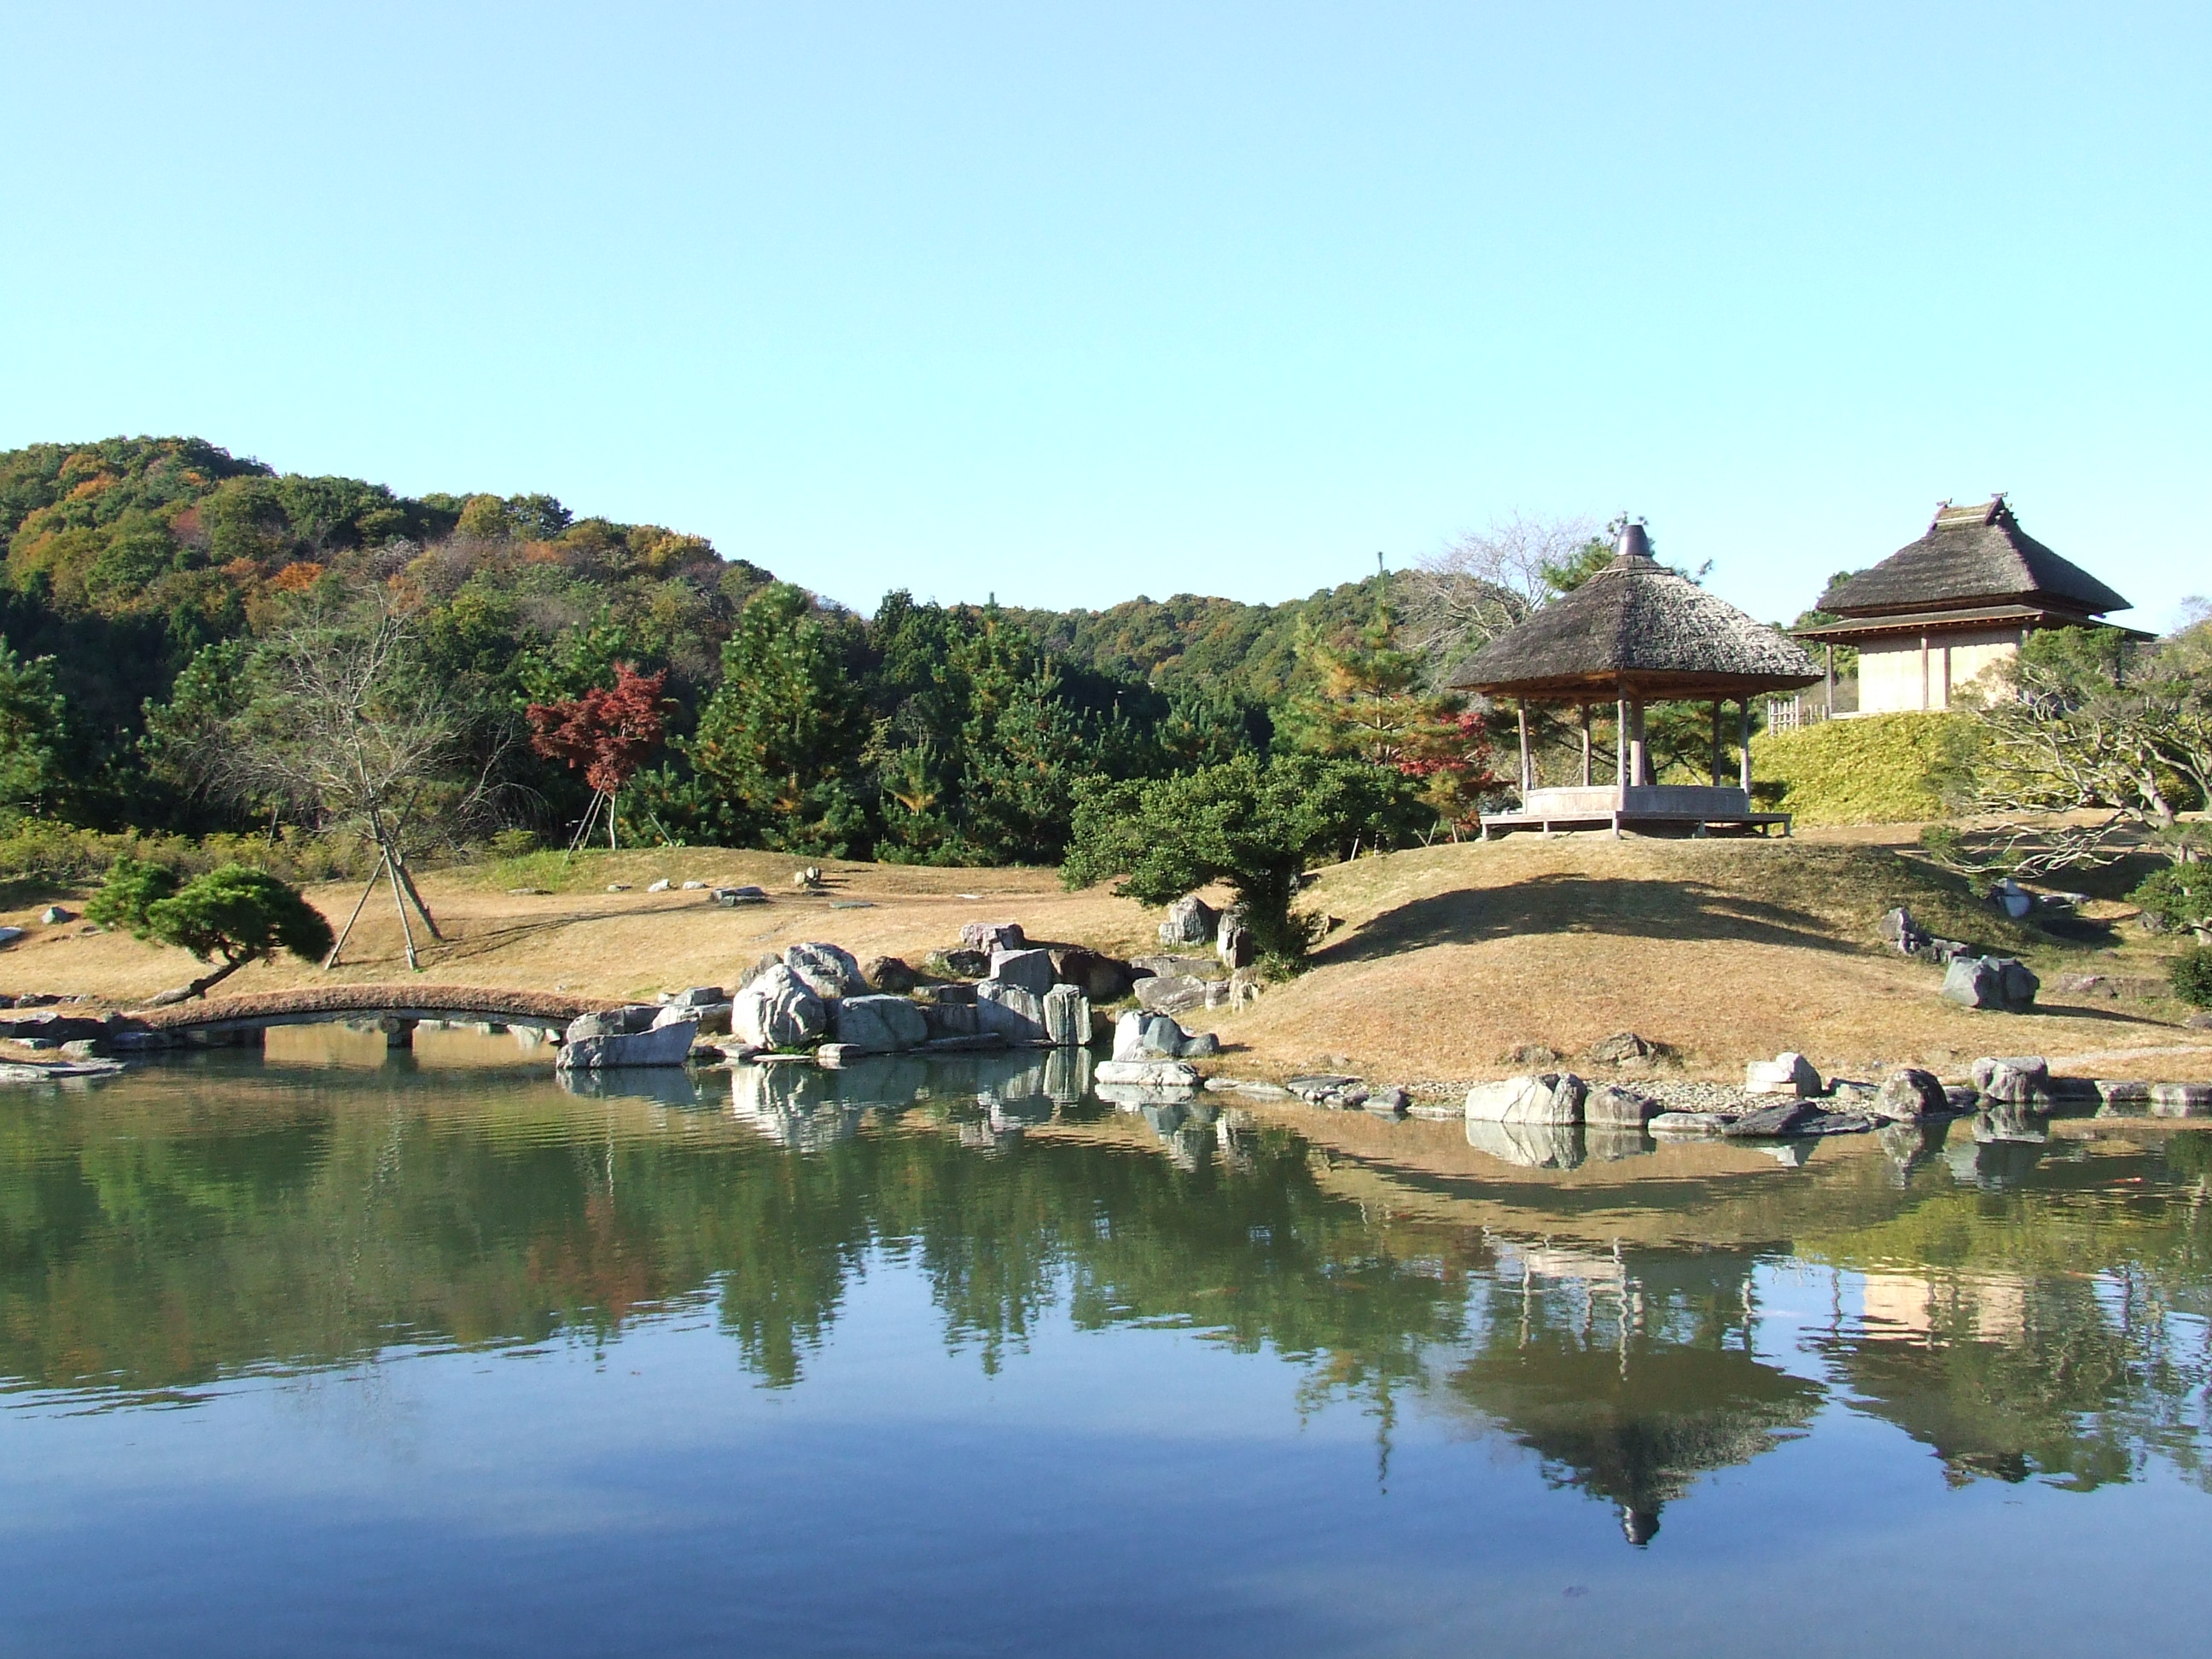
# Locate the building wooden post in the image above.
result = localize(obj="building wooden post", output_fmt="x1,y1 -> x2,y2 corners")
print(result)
1628,699 -> 1647,789
1615,696 -> 1627,795
1825,643 -> 1835,718
1516,702 -> 1532,795
1710,700 -> 1725,785
1580,703 -> 1592,787
1738,699 -> 1752,793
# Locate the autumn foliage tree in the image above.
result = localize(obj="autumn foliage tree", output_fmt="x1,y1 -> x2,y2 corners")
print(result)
526,662 -> 672,850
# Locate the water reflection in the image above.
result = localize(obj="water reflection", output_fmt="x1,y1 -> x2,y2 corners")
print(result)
1450,1244 -> 1819,1544
1,1045 -> 2208,1543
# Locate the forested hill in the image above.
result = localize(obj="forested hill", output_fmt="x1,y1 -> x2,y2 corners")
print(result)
1005,579 -> 1390,706
0,437 -> 1410,855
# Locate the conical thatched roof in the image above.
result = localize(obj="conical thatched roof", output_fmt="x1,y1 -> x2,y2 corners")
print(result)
1819,497 -> 2128,619
1450,524 -> 1820,701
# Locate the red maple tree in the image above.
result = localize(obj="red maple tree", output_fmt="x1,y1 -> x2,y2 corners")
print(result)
527,663 -> 672,795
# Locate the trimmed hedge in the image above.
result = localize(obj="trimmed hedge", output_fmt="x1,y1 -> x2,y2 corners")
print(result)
1749,713 -> 1958,826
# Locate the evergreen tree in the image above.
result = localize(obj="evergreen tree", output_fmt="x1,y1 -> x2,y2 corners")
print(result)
0,643 -> 66,817
687,585 -> 869,855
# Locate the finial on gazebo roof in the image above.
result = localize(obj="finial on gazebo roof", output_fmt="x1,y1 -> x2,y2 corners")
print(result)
1614,520 -> 1656,565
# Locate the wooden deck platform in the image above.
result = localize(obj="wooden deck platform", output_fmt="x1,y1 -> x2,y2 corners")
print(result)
1479,784 -> 1791,840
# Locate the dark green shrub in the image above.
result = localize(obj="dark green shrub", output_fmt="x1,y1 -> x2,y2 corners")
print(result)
91,859 -> 334,999
2173,946 -> 2212,1010
2133,864 -> 2212,940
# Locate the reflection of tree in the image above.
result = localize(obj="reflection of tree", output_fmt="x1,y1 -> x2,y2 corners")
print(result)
1444,1250 -> 1820,1544
1803,1132 -> 2212,1493
0,1062 -> 1471,1408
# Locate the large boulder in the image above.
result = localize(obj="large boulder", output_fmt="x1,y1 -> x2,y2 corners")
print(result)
926,947 -> 992,979
1972,1054 -> 2050,1104
1041,984 -> 1091,1047
961,920 -> 1027,953
1134,975 -> 1210,1016
557,1016 -> 698,1070
1583,1031 -> 1656,1067
1158,894 -> 1217,946
731,964 -> 827,1049
861,956 -> 917,993
1113,1009 -> 1208,1061
976,979 -> 1049,1043
655,1000 -> 731,1038
1584,1085 -> 1661,1127
1745,1052 -> 1821,1097
1464,1072 -> 1588,1125
1941,955 -> 2040,1012
784,941 -> 867,1001
1216,909 -> 1254,969
920,998 -> 981,1041
669,985 -> 728,1008
830,994 -> 929,1053
1722,1100 -> 1822,1138
990,947 -> 1057,998
1048,947 -> 1134,1002
1095,1058 -> 1202,1087
1871,1068 -> 1948,1120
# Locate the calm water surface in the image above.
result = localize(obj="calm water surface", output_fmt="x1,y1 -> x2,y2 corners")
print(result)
3,1033 -> 2209,1656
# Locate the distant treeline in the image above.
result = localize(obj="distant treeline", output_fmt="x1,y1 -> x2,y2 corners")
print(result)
0,437 -> 1430,863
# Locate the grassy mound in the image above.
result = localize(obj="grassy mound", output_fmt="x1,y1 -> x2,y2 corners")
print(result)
1750,713 -> 1957,825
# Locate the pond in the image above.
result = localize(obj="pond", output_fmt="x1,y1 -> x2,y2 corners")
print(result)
3,1035 -> 2209,1656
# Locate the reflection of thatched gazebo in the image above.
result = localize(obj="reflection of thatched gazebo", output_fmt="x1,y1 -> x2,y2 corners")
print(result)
1454,1335 -> 1820,1545
1452,522 -> 1819,837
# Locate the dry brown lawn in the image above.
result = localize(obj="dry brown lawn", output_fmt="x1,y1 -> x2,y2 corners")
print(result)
12,831 -> 2208,1085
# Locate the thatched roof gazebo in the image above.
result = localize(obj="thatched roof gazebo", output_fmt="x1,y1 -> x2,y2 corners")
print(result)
1451,522 -> 1819,837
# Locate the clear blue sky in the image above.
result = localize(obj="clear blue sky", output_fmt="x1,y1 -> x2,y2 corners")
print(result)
3,3 -> 2204,628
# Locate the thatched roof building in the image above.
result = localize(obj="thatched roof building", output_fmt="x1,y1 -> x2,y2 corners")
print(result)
1811,496 -> 2128,624
1452,524 -> 1819,701
1796,497 -> 2144,714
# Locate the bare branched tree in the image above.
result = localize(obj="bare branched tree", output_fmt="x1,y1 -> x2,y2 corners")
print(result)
176,590 -> 503,970
1395,512 -> 1600,687
1923,624 -> 2212,880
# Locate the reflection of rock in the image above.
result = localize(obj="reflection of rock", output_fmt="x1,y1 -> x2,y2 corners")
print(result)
1877,1117 -> 1952,1183
729,1063 -> 863,1150
1973,1104 -> 2049,1144
555,1066 -> 707,1107
1466,1118 -> 1584,1169
1097,1082 -> 1202,1109
1946,1134 -> 2046,1189
1584,1127 -> 1656,1162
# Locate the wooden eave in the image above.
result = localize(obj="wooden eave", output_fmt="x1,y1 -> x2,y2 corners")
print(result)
1794,604 -> 2153,644
1464,667 -> 1823,704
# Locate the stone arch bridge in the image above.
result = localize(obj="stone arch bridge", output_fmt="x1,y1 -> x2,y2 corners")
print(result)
127,985 -> 621,1049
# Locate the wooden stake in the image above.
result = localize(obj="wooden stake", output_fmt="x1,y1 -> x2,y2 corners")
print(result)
1516,703 -> 1532,795
384,847 -> 422,972
323,863 -> 384,969
1580,703 -> 1592,787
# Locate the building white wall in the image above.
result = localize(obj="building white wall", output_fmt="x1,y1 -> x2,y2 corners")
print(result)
1855,628 -> 2026,713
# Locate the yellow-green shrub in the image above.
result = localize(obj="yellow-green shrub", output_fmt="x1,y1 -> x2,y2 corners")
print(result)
1749,713 -> 1958,825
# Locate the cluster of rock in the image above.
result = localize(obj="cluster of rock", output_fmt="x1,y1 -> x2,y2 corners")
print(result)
1155,894 -> 1254,967
1880,906 -> 2040,1012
